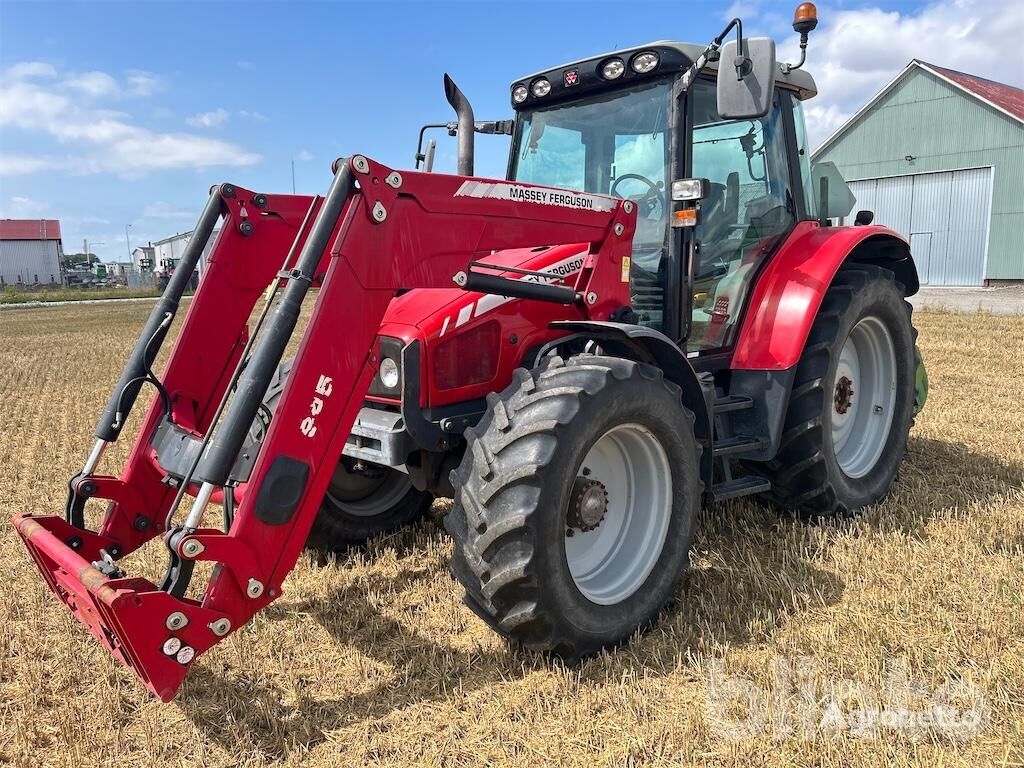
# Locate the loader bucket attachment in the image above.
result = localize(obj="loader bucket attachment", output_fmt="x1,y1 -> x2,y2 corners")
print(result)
11,154 -> 635,700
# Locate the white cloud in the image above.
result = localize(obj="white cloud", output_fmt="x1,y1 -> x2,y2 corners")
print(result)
294,149 -> 314,162
784,0 -> 1024,147
724,0 -> 760,23
185,107 -> 230,128
0,154 -> 65,175
64,71 -> 120,98
3,62 -> 56,80
142,201 -> 196,220
125,70 -> 160,97
1,196 -> 49,217
239,109 -> 268,122
0,65 -> 260,177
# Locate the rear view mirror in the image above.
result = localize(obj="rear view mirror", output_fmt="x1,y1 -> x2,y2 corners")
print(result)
717,37 -> 776,119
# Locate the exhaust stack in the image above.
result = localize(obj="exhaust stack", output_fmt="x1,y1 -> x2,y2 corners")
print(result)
443,73 -> 475,176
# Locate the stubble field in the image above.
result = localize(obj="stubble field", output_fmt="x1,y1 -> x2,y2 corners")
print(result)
0,302 -> 1022,767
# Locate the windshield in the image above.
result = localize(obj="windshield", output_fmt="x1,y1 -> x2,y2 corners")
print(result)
509,79 -> 673,327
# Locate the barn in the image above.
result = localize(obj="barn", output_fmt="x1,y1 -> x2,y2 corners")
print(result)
0,219 -> 65,287
813,60 -> 1024,286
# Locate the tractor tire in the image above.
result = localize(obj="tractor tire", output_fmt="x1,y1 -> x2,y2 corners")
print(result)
446,354 -> 701,658
248,359 -> 433,553
760,263 -> 916,516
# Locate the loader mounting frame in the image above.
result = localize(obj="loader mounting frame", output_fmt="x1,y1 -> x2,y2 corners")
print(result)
12,156 -> 636,701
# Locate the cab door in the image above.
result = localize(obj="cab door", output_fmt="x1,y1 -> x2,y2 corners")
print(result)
686,79 -> 799,352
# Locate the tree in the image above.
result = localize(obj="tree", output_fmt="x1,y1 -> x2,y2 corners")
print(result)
63,252 -> 99,268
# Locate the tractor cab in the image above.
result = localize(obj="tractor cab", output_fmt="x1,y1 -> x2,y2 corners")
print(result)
507,31 -> 819,353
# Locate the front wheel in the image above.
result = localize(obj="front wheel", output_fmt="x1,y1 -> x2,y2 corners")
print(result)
446,354 -> 702,657
244,359 -> 433,553
760,264 -> 917,516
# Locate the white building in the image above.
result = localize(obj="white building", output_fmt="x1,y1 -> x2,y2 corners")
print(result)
0,219 -> 64,286
142,229 -> 221,275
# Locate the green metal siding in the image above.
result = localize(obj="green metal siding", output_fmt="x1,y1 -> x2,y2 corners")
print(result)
814,68 -> 1024,280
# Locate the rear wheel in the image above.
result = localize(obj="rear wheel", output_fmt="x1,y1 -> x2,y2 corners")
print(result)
761,264 -> 916,516
246,359 -> 432,552
447,354 -> 701,657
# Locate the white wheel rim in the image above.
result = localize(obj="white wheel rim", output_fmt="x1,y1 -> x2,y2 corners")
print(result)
565,424 -> 672,605
831,316 -> 897,479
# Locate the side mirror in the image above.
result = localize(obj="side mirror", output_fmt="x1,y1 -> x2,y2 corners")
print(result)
717,37 -> 776,119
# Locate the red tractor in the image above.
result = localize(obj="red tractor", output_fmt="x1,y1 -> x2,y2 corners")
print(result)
14,4 -> 926,700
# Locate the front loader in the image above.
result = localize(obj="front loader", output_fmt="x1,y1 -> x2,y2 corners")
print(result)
13,3 -> 927,701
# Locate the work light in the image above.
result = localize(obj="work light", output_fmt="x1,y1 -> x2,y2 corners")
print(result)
601,58 -> 625,80
512,84 -> 529,104
531,78 -> 551,97
631,52 -> 659,73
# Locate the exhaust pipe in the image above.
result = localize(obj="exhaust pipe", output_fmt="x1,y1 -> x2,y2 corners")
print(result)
443,73 -> 474,177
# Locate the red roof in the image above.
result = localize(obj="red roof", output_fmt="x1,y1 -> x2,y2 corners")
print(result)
0,219 -> 62,241
920,61 -> 1024,124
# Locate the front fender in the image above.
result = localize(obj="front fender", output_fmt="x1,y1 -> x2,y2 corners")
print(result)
732,221 -> 917,371
549,320 -> 714,482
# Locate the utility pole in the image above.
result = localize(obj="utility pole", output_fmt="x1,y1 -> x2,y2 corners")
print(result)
126,223 -> 133,261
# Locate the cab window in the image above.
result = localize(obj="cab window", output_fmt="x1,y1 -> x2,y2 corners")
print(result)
511,80 -> 672,331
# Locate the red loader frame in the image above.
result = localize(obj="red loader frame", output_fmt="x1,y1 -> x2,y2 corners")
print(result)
12,156 -> 636,701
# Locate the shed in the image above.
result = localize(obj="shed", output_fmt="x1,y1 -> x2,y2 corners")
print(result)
0,219 -> 65,287
813,61 -> 1024,286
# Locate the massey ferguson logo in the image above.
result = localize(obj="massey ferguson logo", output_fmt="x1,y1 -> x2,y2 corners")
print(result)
564,69 -> 579,87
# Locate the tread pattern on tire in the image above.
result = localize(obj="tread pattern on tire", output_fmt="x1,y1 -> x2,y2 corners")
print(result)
446,353 -> 697,655
761,263 -> 916,517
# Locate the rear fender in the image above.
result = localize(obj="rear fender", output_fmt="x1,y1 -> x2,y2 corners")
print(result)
548,321 -> 714,482
732,222 -> 917,371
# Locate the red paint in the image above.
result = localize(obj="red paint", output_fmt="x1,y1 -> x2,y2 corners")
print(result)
11,159 -> 634,702
0,219 -> 62,240
731,221 -> 908,370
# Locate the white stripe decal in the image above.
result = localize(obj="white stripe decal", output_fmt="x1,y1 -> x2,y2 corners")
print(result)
454,181 -> 615,213
440,315 -> 450,337
456,303 -> 474,328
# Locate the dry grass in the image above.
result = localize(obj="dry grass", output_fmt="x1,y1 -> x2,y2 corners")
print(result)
0,303 -> 1022,767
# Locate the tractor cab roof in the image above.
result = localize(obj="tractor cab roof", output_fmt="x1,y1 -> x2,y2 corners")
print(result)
510,40 -> 817,110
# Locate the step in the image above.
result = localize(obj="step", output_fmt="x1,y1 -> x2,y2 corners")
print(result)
710,474 -> 771,502
713,394 -> 754,414
712,434 -> 768,457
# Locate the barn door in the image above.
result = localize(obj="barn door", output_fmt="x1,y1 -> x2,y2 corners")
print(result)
847,168 -> 992,286
909,232 -> 933,286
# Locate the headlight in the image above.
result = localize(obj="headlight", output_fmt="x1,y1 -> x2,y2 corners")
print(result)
601,58 -> 625,80
631,51 -> 660,74
379,357 -> 400,389
368,336 -> 404,397
512,84 -> 529,104
531,78 -> 551,98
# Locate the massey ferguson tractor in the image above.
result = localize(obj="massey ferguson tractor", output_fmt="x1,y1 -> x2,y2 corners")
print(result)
14,4 -> 927,701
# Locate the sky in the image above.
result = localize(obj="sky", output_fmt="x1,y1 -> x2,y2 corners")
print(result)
1,0 -> 1022,263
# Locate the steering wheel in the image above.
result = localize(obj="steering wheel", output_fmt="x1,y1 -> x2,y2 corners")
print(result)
611,173 -> 660,202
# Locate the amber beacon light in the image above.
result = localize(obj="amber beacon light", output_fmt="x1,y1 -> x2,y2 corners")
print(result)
784,2 -> 818,72
793,2 -> 818,34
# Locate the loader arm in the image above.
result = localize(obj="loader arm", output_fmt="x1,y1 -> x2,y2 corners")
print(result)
12,156 -> 635,701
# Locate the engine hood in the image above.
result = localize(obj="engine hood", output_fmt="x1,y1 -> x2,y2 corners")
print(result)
380,242 -> 590,336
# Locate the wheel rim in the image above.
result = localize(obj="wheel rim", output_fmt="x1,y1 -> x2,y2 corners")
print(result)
324,462 -> 412,517
564,424 -> 672,605
830,315 -> 897,479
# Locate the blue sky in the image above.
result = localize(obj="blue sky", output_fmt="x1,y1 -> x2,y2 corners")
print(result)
1,0 -> 1020,262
